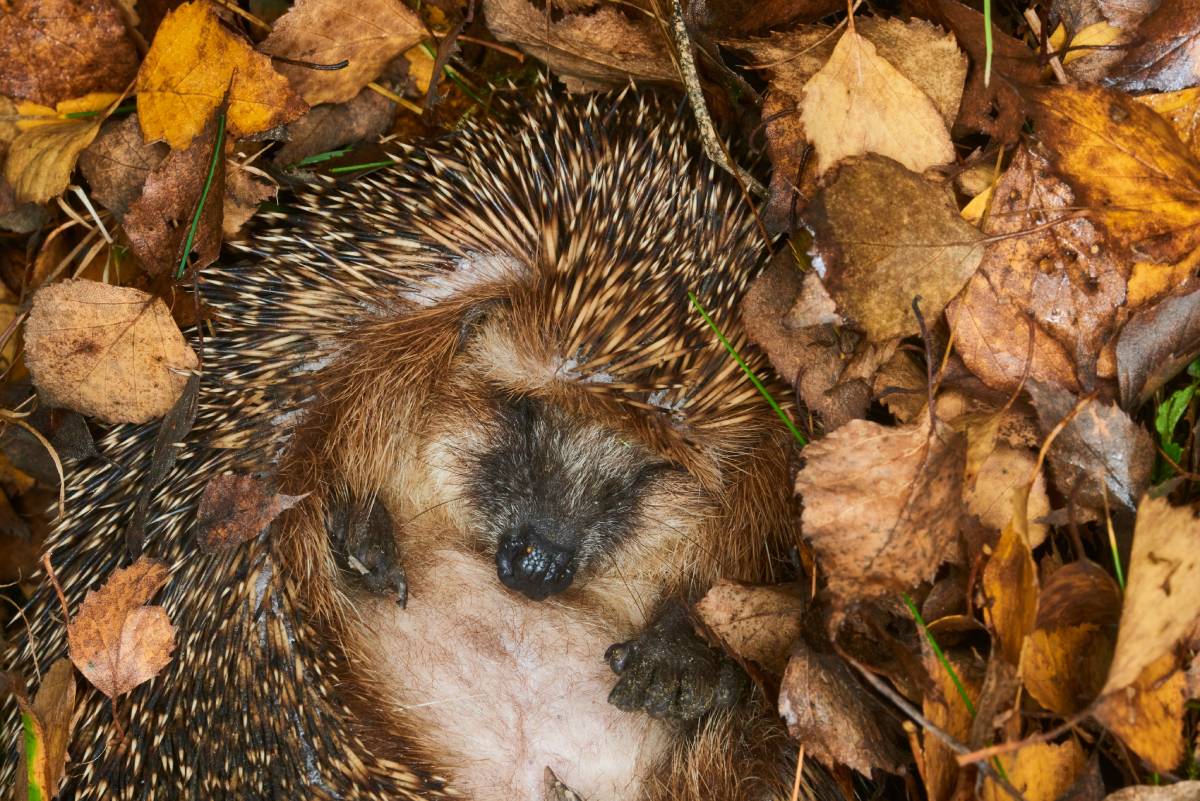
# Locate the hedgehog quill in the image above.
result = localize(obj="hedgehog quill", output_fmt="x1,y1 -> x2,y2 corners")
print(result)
3,88 -> 829,800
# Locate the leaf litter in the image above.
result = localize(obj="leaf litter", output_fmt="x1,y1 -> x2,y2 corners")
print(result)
2,0 -> 1200,798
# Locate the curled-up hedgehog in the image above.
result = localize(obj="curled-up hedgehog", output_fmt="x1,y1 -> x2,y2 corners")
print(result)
3,86 -> 830,800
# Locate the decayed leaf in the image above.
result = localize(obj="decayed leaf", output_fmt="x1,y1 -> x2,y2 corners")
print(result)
9,658 -> 76,801
1030,85 -> 1200,275
0,0 -> 139,106
79,114 -> 168,217
1105,0 -> 1200,93
261,0 -> 423,106
693,580 -> 804,675
137,0 -> 307,149
272,87 -> 397,168
3,96 -> 114,203
981,740 -> 1086,801
123,109 -> 226,276
1115,287 -> 1200,408
1102,497 -> 1200,694
66,556 -> 176,700
946,146 -> 1126,393
804,155 -> 984,342
1094,652 -> 1186,771
800,28 -> 954,176
794,415 -> 965,603
23,279 -> 200,424
778,642 -> 908,775
981,501 -> 1038,665
482,0 -> 676,90
1027,381 -> 1155,513
196,473 -> 304,553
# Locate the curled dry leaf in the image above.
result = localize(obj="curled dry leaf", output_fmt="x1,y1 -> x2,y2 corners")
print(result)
799,28 -> 955,176
794,414 -> 965,604
23,279 -> 200,424
1102,496 -> 1200,694
778,642 -> 909,775
79,114 -> 169,218
123,108 -> 226,276
137,0 -> 307,150
482,0 -> 675,90
196,473 -> 305,553
261,0 -> 423,106
981,740 -> 1086,801
1027,380 -> 1154,513
1115,286 -> 1200,408
693,580 -> 804,675
804,155 -> 984,342
1030,85 -> 1200,301
0,0 -> 139,106
223,165 -> 276,238
8,658 -> 76,801
1104,0 -> 1200,93
66,556 -> 176,700
1094,652 -> 1187,771
946,146 -> 1126,394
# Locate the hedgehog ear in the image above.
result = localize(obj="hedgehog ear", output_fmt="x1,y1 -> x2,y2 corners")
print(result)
456,298 -> 510,351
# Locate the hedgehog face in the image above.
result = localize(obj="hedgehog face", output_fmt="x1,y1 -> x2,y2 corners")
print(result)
465,395 -> 669,600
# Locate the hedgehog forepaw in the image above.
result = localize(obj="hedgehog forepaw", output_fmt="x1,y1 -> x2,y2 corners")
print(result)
326,494 -> 408,607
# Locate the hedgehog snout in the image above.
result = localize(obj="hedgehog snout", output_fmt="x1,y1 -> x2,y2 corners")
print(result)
495,523 -> 577,600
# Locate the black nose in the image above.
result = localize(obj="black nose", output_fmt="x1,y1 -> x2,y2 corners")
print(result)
495,525 -> 577,600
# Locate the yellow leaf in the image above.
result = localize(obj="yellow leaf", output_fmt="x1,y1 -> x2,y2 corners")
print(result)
981,741 -> 1085,801
800,28 -> 954,175
1094,653 -> 1186,772
1019,623 -> 1112,715
981,491 -> 1038,665
1138,87 -> 1200,160
15,93 -> 120,130
1062,21 -> 1122,66
1030,85 -> 1200,268
4,116 -> 101,203
136,0 -> 307,150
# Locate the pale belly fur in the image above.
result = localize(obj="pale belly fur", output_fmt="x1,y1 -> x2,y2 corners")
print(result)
358,549 -> 672,800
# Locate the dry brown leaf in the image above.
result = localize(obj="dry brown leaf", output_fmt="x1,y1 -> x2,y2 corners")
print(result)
1030,85 -> 1200,281
1027,381 -> 1155,513
79,114 -> 168,218
804,155 -> 984,342
23,279 -> 200,424
1102,497 -> 1200,694
694,0 -> 842,36
946,146 -> 1126,393
964,444 -> 1050,548
1094,653 -> 1187,771
981,740 -> 1087,801
1020,624 -> 1113,715
196,473 -> 304,553
800,28 -> 954,176
66,556 -> 176,700
693,580 -> 804,675
483,0 -> 676,89
1115,287 -> 1200,409
1104,782 -> 1200,801
137,0 -> 307,149
0,0 -> 139,106
223,166 -> 276,237
273,87 -> 397,168
1105,0 -> 1200,93
778,642 -> 908,775
981,503 -> 1038,665
261,0 -> 423,106
794,415 -> 965,603
123,109 -> 226,276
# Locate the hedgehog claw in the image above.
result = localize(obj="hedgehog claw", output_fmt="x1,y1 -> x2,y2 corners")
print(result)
605,603 -> 747,722
327,494 -> 408,606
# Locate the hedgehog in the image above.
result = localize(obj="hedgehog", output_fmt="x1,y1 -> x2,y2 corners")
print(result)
2,85 -> 830,800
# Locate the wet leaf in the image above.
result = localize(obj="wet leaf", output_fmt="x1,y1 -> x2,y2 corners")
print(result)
23,279 -> 200,424
1027,381 -> 1155,513
261,0 -> 423,106
137,0 -> 307,150
800,28 -> 954,176
1105,0 -> 1200,93
1030,85 -> 1200,276
804,155 -> 984,342
794,415 -> 966,603
1115,287 -> 1200,408
66,556 -> 176,700
0,0 -> 139,106
778,642 -> 909,774
196,473 -> 304,553
79,114 -> 168,218
693,580 -> 805,675
1102,497 -> 1200,695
